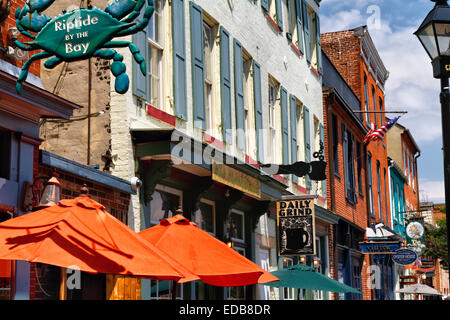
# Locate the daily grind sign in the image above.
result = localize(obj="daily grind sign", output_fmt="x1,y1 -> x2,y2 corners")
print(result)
277,197 -> 316,256
14,0 -> 154,94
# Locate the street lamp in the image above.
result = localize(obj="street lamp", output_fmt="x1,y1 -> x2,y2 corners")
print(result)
414,0 -> 450,289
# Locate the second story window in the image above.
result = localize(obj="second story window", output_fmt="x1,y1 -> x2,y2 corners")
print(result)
364,73 -> 370,125
268,79 -> 279,163
0,129 -> 11,180
203,21 -> 214,131
147,0 -> 164,109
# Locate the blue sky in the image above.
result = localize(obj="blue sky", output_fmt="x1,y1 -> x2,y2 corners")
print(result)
320,0 -> 445,203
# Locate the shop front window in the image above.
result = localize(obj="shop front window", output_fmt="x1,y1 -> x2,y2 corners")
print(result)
229,210 -> 244,243
150,185 -> 183,225
193,199 -> 215,235
149,280 -> 182,300
282,257 -> 294,300
227,247 -> 246,300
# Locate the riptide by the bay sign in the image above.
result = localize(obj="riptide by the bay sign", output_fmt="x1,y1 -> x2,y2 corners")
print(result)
277,196 -> 316,256
14,0 -> 155,94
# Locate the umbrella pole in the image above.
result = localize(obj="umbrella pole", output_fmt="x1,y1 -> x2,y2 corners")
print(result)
59,267 -> 67,300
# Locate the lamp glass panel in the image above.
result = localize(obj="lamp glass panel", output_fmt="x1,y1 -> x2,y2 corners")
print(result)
435,22 -> 450,56
418,23 -> 439,59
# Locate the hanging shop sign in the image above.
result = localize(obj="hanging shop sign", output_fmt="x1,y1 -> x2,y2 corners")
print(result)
14,0 -> 154,94
277,197 -> 316,256
405,218 -> 426,256
392,248 -> 418,266
212,163 -> 261,199
359,241 -> 402,254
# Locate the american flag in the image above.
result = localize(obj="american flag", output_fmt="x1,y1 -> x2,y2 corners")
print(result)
362,116 -> 400,144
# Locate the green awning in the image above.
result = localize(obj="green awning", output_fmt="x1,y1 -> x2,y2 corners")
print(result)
265,264 -> 361,294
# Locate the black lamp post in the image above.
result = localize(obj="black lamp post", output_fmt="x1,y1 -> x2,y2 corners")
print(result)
414,0 -> 450,288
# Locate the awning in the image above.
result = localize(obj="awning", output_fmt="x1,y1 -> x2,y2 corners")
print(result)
396,283 -> 443,296
264,264 -> 361,294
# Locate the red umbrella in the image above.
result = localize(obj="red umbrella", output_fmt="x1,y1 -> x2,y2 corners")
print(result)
139,215 -> 279,287
0,195 -> 197,282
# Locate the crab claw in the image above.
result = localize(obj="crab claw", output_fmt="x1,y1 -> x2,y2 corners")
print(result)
19,11 -> 51,32
28,0 -> 55,13
105,0 -> 138,20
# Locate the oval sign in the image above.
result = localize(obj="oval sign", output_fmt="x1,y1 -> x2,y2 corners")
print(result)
392,248 -> 418,266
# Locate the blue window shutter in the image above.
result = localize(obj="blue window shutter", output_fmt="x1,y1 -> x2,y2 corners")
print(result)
190,1 -> 206,130
220,26 -> 232,144
172,0 -> 187,120
132,14 -> 148,100
302,0 -> 311,63
320,123 -> 326,198
303,106 -> 311,189
281,87 -> 289,165
295,0 -> 304,54
253,61 -> 264,163
261,0 -> 269,12
275,0 -> 283,31
234,39 -> 246,150
315,12 -> 322,74
290,94 -> 298,183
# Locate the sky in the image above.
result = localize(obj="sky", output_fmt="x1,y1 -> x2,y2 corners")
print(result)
320,0 -> 446,203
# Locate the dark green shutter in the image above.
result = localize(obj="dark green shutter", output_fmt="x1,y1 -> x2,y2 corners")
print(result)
261,0 -> 269,12
302,0 -> 311,63
132,11 -> 148,100
220,26 -> 232,144
290,94 -> 298,183
253,61 -> 264,163
320,123 -> 326,197
190,1 -> 206,130
315,12 -> 322,74
275,0 -> 283,31
281,87 -> 289,165
173,0 -> 187,119
303,106 -> 311,189
295,0 -> 304,54
342,124 -> 349,200
234,39 -> 246,150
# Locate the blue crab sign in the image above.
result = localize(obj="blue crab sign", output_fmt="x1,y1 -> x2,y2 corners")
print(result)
14,0 -> 154,94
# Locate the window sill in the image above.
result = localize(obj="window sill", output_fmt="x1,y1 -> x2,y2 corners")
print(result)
265,13 -> 281,33
289,42 -> 302,57
310,65 -> 321,78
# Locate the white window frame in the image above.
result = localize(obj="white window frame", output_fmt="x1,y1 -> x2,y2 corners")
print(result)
268,79 -> 278,163
147,0 -> 164,109
229,209 -> 245,244
194,198 -> 216,236
150,184 -> 183,225
149,280 -> 183,300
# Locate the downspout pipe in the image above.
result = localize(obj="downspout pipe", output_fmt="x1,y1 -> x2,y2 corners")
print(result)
414,151 -> 421,209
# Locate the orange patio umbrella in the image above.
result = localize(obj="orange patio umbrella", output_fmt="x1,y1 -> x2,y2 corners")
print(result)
0,194 -> 197,282
139,215 -> 279,287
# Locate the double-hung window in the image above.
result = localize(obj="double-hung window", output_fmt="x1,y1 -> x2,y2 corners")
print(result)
147,0 -> 164,109
368,152 -> 375,218
342,125 -> 356,204
371,85 -> 376,128
364,73 -> 370,126
268,79 -> 279,163
377,161 -> 383,222
203,21 -> 214,131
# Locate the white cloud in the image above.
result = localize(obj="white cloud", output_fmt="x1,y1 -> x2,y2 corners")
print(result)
419,179 -> 445,203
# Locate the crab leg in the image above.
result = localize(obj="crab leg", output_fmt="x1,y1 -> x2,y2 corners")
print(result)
121,0 -> 148,23
16,52 -> 52,94
116,1 -> 154,37
14,40 -> 35,51
93,49 -> 129,94
43,57 -> 63,69
103,40 -> 146,75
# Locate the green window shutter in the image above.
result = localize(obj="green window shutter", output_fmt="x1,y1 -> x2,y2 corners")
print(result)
320,123 -> 326,198
261,0 -> 269,12
302,0 -> 311,63
281,87 -> 289,165
172,0 -> 187,120
253,61 -> 264,163
132,13 -> 148,100
303,106 -> 311,189
220,26 -> 232,144
190,1 -> 206,130
275,0 -> 283,31
342,123 -> 349,200
315,12 -> 322,74
234,39 -> 246,150
290,94 -> 298,183
295,0 -> 304,54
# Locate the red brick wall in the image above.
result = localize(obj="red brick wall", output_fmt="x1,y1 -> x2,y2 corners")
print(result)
323,91 -> 368,230
322,30 -> 390,229
1,0 -> 41,76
